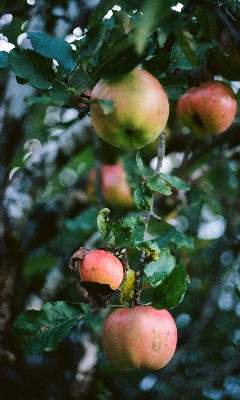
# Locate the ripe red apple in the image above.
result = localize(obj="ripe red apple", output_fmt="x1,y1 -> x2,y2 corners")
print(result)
87,163 -> 134,209
90,68 -> 169,150
79,249 -> 124,290
176,80 -> 237,137
101,306 -> 177,370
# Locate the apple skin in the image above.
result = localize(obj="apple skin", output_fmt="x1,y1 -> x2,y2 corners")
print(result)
176,80 -> 237,137
101,306 -> 177,370
90,68 -> 169,150
79,250 -> 124,290
87,163 -> 134,209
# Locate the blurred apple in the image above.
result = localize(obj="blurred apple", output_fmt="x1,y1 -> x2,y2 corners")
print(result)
176,80 -> 237,137
87,163 -> 134,209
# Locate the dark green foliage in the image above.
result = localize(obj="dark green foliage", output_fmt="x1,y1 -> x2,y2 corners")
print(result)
1,0 -> 240,399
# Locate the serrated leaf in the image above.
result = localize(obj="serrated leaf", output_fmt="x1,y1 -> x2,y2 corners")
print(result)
28,32 -> 75,73
120,269 -> 136,304
144,248 -> 176,287
112,216 -> 146,247
14,301 -> 91,354
160,173 -> 190,191
135,240 -> 160,261
97,208 -> 112,239
0,51 -> 8,68
8,48 -> 55,89
134,185 -> 153,211
170,42 -> 193,70
152,261 -> 190,309
147,175 -> 172,195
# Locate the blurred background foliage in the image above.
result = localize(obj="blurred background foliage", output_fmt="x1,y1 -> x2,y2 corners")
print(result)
0,0 -> 240,399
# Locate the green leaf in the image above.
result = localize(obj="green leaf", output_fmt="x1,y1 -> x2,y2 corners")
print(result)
66,207 -> 98,233
160,76 -> 188,101
174,28 -> 197,68
25,82 -> 71,107
28,32 -> 75,73
195,6 -> 219,40
136,151 -> 152,176
160,173 -> 190,191
147,175 -> 172,195
134,185 -> 153,211
98,99 -> 114,115
144,248 -> 176,287
88,0 -> 118,29
152,261 -> 190,309
91,30 -> 156,79
133,0 -> 173,54
8,48 -> 55,89
14,301 -> 91,354
142,54 -> 170,78
135,240 -> 160,261
0,51 -> 8,68
155,221 -> 194,250
112,216 -> 146,247
97,208 -> 112,239
170,42 -> 193,70
78,23 -> 109,65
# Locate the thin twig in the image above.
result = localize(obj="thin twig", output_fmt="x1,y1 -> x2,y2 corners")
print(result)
132,132 -> 166,305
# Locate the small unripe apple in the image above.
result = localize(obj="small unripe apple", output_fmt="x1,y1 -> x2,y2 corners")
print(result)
90,68 -> 169,150
79,249 -> 124,290
87,163 -> 134,209
102,306 -> 177,370
176,80 -> 237,137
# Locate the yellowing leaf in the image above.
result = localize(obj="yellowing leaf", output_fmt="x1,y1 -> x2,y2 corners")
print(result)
120,269 -> 136,304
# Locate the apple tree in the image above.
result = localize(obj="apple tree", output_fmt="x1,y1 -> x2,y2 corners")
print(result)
0,0 -> 240,399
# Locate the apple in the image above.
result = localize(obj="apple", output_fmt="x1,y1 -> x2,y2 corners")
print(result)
79,249 -> 124,290
87,163 -> 134,209
89,68 -> 169,150
176,80 -> 237,137
101,306 -> 177,370
208,29 -> 240,81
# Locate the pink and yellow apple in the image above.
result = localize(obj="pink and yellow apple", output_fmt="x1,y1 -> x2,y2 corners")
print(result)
90,68 -> 169,150
101,306 -> 177,370
79,249 -> 124,290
